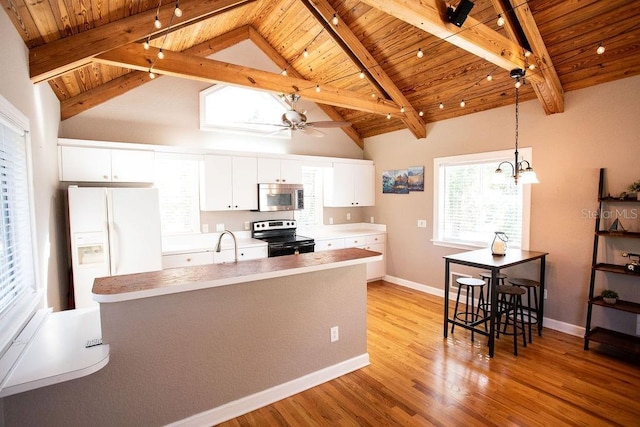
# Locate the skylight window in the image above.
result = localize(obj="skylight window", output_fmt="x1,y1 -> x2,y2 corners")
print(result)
200,85 -> 289,137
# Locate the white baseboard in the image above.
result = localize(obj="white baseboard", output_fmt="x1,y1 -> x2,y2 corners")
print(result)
169,353 -> 370,427
383,275 -> 584,337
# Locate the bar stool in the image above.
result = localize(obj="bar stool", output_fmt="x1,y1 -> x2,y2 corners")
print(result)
451,277 -> 486,341
496,285 -> 527,356
478,271 -> 507,318
509,278 -> 541,343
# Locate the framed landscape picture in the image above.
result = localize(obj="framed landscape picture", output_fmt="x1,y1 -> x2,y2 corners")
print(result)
382,169 -> 409,194
407,166 -> 424,191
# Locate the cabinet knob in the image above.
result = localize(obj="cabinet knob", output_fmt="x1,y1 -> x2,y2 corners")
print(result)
354,240 -> 358,243
282,179 -> 286,182
113,175 -> 118,180
227,205 -> 232,209
103,175 -> 109,180
328,243 -> 332,247
186,258 -> 191,262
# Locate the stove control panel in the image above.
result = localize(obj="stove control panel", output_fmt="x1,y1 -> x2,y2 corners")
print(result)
252,220 -> 297,231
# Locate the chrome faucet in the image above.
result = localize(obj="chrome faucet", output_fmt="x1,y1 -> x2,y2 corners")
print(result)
215,230 -> 238,263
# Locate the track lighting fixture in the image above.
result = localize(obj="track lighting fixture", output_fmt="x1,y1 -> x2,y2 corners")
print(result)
174,1 -> 182,18
446,0 -> 474,27
154,16 -> 161,29
332,14 -> 339,25
149,69 -> 156,79
157,49 -> 164,59
486,74 -> 493,81
419,111 -> 424,117
460,100 -> 465,107
316,85 -> 321,92
359,70 -> 365,79
439,103 -> 444,109
386,113 -> 391,119
497,14 -> 505,27
597,43 -> 605,55
143,40 -> 150,50
417,48 -> 424,58
303,49 -> 309,58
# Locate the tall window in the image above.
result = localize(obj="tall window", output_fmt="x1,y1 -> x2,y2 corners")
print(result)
200,85 -> 289,137
294,166 -> 324,227
0,96 -> 39,356
154,153 -> 201,235
433,149 -> 532,249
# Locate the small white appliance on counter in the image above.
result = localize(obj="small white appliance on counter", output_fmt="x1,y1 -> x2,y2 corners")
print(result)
68,186 -> 163,308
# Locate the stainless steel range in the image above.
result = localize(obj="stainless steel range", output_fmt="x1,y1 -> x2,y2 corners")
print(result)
251,220 -> 315,257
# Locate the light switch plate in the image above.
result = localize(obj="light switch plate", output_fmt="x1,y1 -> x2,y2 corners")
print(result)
216,223 -> 225,232
417,219 -> 427,228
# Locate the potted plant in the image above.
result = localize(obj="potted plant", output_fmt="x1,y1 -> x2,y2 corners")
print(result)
627,180 -> 640,200
601,289 -> 619,304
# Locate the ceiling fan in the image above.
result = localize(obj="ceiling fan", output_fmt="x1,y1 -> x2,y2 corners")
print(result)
268,94 -> 352,137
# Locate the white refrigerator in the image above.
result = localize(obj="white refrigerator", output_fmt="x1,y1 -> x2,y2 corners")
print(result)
68,186 -> 163,308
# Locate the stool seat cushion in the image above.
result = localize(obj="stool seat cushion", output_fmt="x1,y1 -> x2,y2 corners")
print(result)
509,278 -> 540,288
497,285 -> 526,295
456,277 -> 485,287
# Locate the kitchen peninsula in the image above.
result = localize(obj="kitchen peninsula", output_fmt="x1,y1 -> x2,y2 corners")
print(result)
2,248 -> 381,426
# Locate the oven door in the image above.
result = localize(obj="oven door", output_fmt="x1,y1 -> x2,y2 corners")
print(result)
268,241 -> 315,257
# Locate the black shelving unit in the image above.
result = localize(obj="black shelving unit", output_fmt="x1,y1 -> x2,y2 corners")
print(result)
584,168 -> 640,354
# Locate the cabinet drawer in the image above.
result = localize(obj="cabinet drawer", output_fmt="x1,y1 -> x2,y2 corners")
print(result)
162,251 -> 213,269
214,246 -> 268,263
366,234 -> 385,245
345,236 -> 366,248
314,238 -> 345,252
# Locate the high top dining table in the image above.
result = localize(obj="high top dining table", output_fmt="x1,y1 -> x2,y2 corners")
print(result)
443,248 -> 548,357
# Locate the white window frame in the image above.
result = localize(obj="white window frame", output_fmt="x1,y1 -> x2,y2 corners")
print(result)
0,95 -> 41,358
432,148 -> 532,250
154,153 -> 202,236
294,166 -> 325,227
199,85 -> 291,138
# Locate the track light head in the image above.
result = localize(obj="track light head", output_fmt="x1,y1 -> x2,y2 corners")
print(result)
446,0 -> 475,28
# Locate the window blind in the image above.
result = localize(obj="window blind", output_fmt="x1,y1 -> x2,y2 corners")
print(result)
439,158 -> 523,248
0,120 -> 36,317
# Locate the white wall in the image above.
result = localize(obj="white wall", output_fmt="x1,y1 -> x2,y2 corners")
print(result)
364,75 -> 640,331
0,10 -> 67,311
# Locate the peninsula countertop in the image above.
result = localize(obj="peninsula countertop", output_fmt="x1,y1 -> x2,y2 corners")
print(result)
93,248 -> 382,303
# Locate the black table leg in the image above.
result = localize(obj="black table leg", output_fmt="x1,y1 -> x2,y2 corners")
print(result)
444,260 -> 450,338
538,255 -> 546,336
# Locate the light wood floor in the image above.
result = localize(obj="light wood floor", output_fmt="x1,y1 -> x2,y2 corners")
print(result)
219,280 -> 640,426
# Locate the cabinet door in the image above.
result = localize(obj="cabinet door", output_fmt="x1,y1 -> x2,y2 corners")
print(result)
231,157 -> 258,210
238,246 -> 268,260
353,164 -> 375,206
324,163 -> 354,207
280,159 -> 302,183
200,155 -> 233,211
365,242 -> 385,280
60,146 -> 111,182
314,238 -> 345,252
257,158 -> 281,183
111,149 -> 155,183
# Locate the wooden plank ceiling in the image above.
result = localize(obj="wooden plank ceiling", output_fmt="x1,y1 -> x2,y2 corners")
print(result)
2,0 -> 639,147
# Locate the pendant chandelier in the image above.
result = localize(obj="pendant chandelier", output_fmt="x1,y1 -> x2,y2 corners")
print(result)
494,69 -> 539,185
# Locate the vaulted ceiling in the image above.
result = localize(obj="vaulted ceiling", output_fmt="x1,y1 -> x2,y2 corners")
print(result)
3,0 -> 639,148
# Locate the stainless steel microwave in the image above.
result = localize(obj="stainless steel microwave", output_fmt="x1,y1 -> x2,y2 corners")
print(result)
257,183 -> 304,211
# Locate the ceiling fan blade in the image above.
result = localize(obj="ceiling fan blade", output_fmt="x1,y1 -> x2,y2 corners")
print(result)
301,128 -> 325,138
306,121 -> 352,128
267,128 -> 291,136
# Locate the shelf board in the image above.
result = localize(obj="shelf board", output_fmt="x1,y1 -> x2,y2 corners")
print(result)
585,327 -> 640,354
593,263 -> 640,276
596,231 -> 640,238
590,296 -> 640,314
599,197 -> 640,203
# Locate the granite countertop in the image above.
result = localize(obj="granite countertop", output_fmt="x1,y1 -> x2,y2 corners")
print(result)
93,248 -> 382,303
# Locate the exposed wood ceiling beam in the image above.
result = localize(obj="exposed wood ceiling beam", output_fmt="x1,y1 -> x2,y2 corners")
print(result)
94,44 -> 402,116
357,0 -> 545,85
299,0 -> 426,139
29,0 -> 256,83
505,0 -> 564,114
61,25 -> 253,120
246,27 -> 364,148
62,24 -> 363,147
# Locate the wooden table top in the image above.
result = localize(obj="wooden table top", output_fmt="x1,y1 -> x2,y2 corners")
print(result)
444,248 -> 548,269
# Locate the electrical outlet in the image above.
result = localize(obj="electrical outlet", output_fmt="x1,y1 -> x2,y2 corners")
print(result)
202,224 -> 209,233
417,219 -> 427,228
544,289 -> 548,299
370,216 -> 374,224
347,212 -> 351,220
636,315 -> 640,336
330,326 -> 339,342
216,223 -> 225,232
244,221 -> 250,230
329,217 -> 334,225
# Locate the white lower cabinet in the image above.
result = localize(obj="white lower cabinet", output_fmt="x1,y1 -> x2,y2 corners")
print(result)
315,233 -> 385,281
162,251 -> 214,269
213,246 -> 268,264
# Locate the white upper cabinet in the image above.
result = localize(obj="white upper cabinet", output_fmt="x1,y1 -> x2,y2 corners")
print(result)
324,163 -> 375,207
59,146 -> 154,183
200,155 -> 258,211
257,158 -> 302,184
